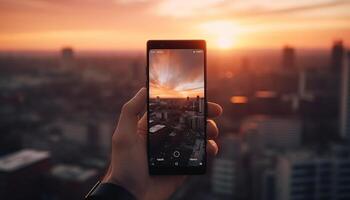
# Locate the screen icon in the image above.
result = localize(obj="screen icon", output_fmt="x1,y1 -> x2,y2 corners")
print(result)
173,151 -> 180,158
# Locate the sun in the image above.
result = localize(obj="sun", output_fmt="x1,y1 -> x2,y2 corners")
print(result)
198,20 -> 240,50
217,36 -> 234,49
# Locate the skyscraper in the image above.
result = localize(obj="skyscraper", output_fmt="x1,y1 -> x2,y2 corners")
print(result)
298,69 -> 306,98
61,47 -> 74,60
60,47 -> 75,68
331,40 -> 344,72
212,158 -> 235,196
276,148 -> 350,200
241,116 -> 302,151
340,51 -> 350,139
211,136 -> 244,199
282,46 -> 296,69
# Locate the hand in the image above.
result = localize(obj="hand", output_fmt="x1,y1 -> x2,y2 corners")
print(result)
102,88 -> 222,200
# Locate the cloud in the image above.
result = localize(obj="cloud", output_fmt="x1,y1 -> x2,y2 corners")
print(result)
228,0 -> 350,18
148,0 -> 350,18
114,0 -> 148,4
149,49 -> 204,98
153,0 -> 226,17
0,0 -> 56,9
2,0 -> 348,18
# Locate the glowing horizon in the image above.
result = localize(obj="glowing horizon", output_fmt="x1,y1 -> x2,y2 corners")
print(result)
0,0 -> 349,50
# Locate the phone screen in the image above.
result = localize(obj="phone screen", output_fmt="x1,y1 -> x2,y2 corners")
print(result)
148,48 -> 206,174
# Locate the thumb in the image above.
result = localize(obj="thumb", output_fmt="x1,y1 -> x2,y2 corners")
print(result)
116,87 -> 147,138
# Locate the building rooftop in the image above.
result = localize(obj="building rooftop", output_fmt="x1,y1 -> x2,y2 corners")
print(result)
149,124 -> 166,133
283,150 -> 314,162
0,149 -> 50,172
51,164 -> 98,182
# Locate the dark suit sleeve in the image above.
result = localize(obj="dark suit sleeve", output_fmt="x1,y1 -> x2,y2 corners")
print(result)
85,182 -> 137,200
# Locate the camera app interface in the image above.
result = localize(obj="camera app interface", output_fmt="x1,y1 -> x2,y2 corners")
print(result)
149,49 -> 205,167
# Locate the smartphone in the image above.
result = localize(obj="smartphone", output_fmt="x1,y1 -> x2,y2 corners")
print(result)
147,40 -> 207,175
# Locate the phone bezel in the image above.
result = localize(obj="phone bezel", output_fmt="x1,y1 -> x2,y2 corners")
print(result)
146,40 -> 207,175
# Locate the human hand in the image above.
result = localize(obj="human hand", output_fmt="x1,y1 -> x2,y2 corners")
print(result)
102,88 -> 222,200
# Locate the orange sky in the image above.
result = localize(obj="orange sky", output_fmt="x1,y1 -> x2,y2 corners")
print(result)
0,0 -> 349,50
149,49 -> 204,98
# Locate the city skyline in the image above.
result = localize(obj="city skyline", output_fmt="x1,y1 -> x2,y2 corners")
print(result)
1,38 -> 350,199
0,0 -> 349,50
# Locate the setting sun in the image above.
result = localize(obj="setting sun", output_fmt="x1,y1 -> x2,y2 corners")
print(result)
217,36 -> 234,49
199,20 -> 241,50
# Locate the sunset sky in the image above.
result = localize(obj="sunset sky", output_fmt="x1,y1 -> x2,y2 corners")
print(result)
0,0 -> 349,50
149,49 -> 204,98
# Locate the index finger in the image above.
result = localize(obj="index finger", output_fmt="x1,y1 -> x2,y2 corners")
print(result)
208,102 -> 222,118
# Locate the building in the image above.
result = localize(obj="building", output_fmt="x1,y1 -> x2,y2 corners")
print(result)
262,169 -> 276,200
0,149 -> 51,200
298,69 -> 307,99
212,158 -> 236,196
339,51 -> 350,139
282,46 -> 296,69
61,47 -> 75,68
45,119 -> 88,145
149,124 -> 166,134
241,116 -> 302,152
61,47 -> 74,60
276,148 -> 350,200
296,68 -> 338,99
189,115 -> 205,131
249,151 -> 277,200
49,164 -> 99,200
198,97 -> 205,114
155,111 -> 168,121
331,40 -> 345,72
130,58 -> 142,81
211,135 -> 243,199
149,124 -> 169,150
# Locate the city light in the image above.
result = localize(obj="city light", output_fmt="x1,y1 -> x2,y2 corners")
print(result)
230,96 -> 248,104
255,90 -> 278,98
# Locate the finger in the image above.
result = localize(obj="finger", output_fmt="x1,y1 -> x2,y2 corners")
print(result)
208,102 -> 223,118
138,112 -> 147,134
121,87 -> 147,117
207,119 -> 218,140
207,140 -> 218,156
116,88 -> 146,137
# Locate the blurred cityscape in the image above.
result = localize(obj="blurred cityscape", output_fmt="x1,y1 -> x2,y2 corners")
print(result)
1,40 -> 350,200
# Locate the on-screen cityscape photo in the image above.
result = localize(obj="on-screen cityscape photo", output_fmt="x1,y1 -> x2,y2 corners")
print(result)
149,49 -> 205,167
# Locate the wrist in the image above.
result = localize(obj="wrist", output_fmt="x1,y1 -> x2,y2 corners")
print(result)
85,181 -> 136,200
102,170 -> 147,200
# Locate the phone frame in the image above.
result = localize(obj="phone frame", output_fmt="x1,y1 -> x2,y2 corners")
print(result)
146,40 -> 207,175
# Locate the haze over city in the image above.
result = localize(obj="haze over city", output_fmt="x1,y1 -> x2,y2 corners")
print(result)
0,0 -> 349,50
